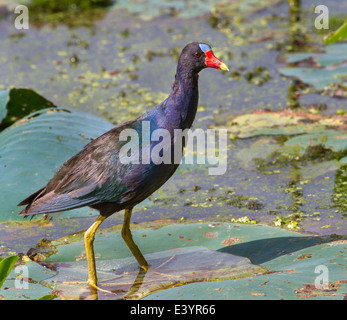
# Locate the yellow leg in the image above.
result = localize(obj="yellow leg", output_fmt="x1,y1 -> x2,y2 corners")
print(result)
122,208 -> 149,270
84,214 -> 106,288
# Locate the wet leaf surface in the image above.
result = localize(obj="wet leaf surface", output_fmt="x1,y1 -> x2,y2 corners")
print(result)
2,222 -> 345,300
141,223 -> 347,300
47,247 -> 265,300
0,255 -> 18,289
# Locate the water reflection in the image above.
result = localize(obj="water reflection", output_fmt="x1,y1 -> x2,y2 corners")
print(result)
89,267 -> 148,300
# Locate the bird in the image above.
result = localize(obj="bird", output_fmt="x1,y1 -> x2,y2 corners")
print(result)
18,42 -> 229,290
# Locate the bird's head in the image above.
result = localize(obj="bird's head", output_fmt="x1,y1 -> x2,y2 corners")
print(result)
178,42 -> 229,74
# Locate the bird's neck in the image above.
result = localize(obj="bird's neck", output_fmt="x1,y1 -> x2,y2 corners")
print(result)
165,68 -> 199,130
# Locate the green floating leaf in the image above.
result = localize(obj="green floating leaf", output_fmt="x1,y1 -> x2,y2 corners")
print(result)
0,88 -> 57,131
144,238 -> 347,300
48,247 -> 266,300
278,43 -> 347,96
224,110 -> 347,173
0,255 -> 19,289
25,222 -> 347,300
28,223 -> 274,300
0,107 -> 113,221
324,21 -> 347,45
227,110 -> 346,139
285,130 -> 347,153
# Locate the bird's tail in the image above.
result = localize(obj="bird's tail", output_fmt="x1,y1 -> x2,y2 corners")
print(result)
18,188 -> 98,217
18,187 -> 45,207
18,187 -> 46,217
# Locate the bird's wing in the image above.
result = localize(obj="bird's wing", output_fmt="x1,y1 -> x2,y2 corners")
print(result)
19,120 -> 137,216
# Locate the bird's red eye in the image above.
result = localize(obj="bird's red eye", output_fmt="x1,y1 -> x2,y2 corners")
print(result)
194,52 -> 200,58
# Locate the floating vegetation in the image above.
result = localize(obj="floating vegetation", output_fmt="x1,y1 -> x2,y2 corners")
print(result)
274,216 -> 300,229
26,0 -> 111,27
231,216 -> 257,224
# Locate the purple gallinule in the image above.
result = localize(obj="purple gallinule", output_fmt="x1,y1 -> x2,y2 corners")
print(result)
18,42 -> 228,289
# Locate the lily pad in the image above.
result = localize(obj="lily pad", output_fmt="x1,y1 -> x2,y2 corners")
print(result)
0,107 -> 113,221
227,110 -> 347,162
228,109 -> 347,139
20,222 -> 347,300
45,247 -> 265,300
278,43 -> 347,98
284,130 -> 347,154
19,222 -> 275,299
0,255 -> 18,289
225,109 -> 347,188
0,88 -> 56,130
209,108 -> 347,232
145,236 -> 347,300
324,21 -> 347,45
